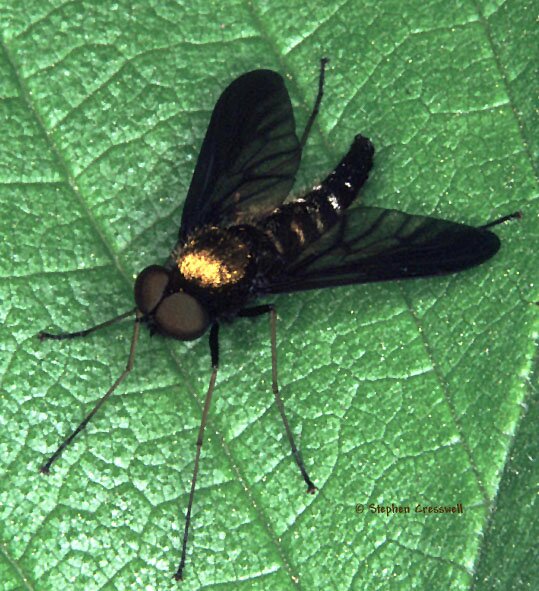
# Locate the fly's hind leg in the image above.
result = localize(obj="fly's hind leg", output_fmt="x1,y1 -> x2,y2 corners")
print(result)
239,304 -> 317,493
299,57 -> 329,150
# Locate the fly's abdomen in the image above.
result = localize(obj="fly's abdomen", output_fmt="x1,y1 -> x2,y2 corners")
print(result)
258,134 -> 374,259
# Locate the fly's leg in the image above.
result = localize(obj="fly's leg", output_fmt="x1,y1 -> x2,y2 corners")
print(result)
38,308 -> 136,341
480,211 -> 521,229
299,57 -> 329,150
174,322 -> 220,581
39,310 -> 141,473
239,305 -> 317,493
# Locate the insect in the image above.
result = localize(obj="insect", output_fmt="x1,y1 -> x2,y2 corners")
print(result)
38,58 -> 519,580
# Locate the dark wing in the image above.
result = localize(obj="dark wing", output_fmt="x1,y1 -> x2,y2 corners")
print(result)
179,70 -> 301,241
265,206 -> 501,293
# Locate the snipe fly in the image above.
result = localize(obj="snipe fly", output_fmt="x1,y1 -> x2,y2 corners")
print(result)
38,58 -> 519,580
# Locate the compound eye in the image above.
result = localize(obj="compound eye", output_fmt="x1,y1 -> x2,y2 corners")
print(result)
154,292 -> 210,341
134,265 -> 170,314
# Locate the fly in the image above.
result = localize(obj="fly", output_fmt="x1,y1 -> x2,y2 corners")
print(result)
38,58 -> 520,580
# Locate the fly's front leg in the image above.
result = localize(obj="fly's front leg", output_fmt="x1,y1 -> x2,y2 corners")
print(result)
38,308 -> 136,341
39,310 -> 142,473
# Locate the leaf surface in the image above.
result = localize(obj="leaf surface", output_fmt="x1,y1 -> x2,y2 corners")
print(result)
0,1 -> 537,590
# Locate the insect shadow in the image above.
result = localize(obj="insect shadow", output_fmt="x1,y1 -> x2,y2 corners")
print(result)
38,58 -> 520,580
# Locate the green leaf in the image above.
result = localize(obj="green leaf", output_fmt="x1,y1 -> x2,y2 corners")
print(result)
0,1 -> 537,590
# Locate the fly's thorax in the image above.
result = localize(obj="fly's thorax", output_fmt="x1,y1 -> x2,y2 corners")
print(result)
173,226 -> 258,312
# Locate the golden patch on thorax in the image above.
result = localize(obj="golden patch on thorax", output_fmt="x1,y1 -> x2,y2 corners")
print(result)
177,229 -> 251,289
